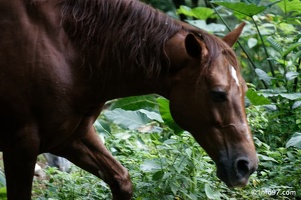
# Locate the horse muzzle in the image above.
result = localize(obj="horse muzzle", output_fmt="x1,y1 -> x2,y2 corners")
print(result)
216,156 -> 258,187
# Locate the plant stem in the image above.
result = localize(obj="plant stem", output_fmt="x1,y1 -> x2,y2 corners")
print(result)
251,16 -> 276,78
293,58 -> 301,92
211,4 -> 268,89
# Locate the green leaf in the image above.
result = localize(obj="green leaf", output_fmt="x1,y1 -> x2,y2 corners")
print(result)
0,171 -> 5,187
177,5 -> 194,17
109,95 -> 157,111
248,38 -> 258,49
279,93 -> 301,100
246,89 -> 271,105
212,1 -> 267,16
140,159 -> 162,172
139,109 -> 163,123
266,36 -> 283,53
177,6 -> 215,20
257,154 -> 278,162
94,119 -> 111,135
157,97 -> 183,135
276,0 -> 301,13
104,109 -> 151,130
186,20 -> 226,33
286,132 -> 301,149
191,7 -> 215,20
255,68 -> 272,85
205,184 -> 222,200
292,101 -> 301,109
285,72 -> 299,81
281,43 -> 301,57
0,187 -> 7,199
152,170 -> 164,181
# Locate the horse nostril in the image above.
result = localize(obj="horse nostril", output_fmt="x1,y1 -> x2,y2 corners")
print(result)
235,159 -> 250,177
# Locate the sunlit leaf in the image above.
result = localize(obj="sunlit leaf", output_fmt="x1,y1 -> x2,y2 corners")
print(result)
276,0 -> 301,13
279,93 -> 301,100
177,6 -> 215,20
140,159 -> 162,172
248,38 -> 258,49
205,184 -> 222,200
286,132 -> 301,149
105,108 -> 158,130
257,154 -> 278,162
109,95 -> 157,111
285,72 -> 299,81
292,101 -> 301,109
255,68 -> 273,85
246,89 -> 271,105
211,1 -> 267,16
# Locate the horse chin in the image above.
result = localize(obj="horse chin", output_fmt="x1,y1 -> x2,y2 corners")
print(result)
216,164 -> 250,188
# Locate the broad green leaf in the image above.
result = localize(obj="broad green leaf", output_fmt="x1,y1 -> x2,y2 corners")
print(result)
255,68 -> 272,85
139,109 -> 163,123
0,187 -> 6,199
279,93 -> 301,100
246,89 -> 271,105
94,119 -> 111,135
248,38 -> 258,49
276,0 -> 301,13
140,159 -> 161,172
177,5 -> 194,17
177,6 -> 215,20
104,108 -> 150,130
0,171 -> 5,187
278,23 -> 297,35
212,1 -> 267,16
292,101 -> 301,109
152,170 -> 164,181
157,97 -> 183,135
285,72 -> 299,81
109,95 -> 157,111
186,20 -> 226,33
191,7 -> 215,20
257,154 -> 278,162
205,184 -> 222,200
261,91 -> 301,100
286,132 -> 301,149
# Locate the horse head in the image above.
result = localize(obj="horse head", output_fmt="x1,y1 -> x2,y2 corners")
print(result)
164,23 -> 258,187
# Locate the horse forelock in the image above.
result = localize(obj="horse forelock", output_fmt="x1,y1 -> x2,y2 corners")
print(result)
61,0 -> 183,77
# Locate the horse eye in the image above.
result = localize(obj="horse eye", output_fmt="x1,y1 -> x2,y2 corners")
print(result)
210,90 -> 227,102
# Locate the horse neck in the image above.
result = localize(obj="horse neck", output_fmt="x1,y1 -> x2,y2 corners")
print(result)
87,63 -> 167,102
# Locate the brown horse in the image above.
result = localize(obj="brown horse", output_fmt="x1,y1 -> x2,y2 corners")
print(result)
0,0 -> 258,199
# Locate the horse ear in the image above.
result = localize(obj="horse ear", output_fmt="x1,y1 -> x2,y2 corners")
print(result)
222,22 -> 246,47
185,34 -> 201,59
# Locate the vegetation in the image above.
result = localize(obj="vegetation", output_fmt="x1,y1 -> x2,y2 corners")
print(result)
1,0 -> 301,199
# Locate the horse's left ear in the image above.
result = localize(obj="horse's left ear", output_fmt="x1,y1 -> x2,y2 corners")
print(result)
185,33 -> 202,59
222,22 -> 246,47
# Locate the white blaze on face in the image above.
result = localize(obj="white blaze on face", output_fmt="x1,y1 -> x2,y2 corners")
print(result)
230,65 -> 240,86
242,123 -> 251,141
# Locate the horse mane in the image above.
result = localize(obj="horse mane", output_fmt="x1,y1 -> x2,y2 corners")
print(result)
61,0 -> 238,77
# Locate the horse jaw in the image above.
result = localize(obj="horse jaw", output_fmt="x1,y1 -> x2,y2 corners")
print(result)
222,22 -> 246,47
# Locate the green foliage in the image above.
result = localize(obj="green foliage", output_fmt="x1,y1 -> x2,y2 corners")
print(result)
177,6 -> 216,20
33,167 -> 111,199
